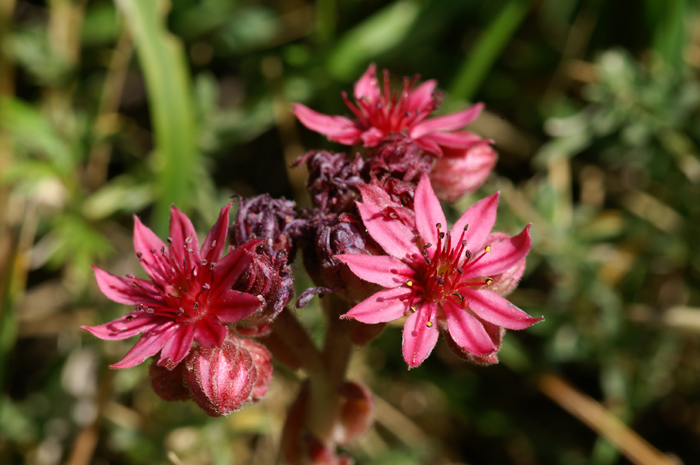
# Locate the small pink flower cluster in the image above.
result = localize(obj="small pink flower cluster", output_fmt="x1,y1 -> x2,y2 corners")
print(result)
84,64 -> 542,463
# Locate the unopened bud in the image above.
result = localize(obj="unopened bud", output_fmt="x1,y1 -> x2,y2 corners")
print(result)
184,340 -> 257,417
149,360 -> 189,402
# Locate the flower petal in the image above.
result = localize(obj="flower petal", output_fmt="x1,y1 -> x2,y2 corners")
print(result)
93,267 -> 163,306
342,287 -> 412,324
427,130 -> 487,149
110,321 -> 180,369
357,202 -> 418,261
169,206 -> 201,272
194,316 -> 227,348
133,215 -> 170,282
211,240 -> 259,296
450,192 -> 500,253
405,79 -> 437,113
336,254 -> 412,288
353,64 -> 381,102
201,203 -> 232,263
292,104 -> 363,145
209,289 -> 262,323
442,298 -> 495,356
401,303 -> 439,369
410,103 -> 484,139
466,225 -> 531,278
82,312 -> 167,341
414,174 -> 447,247
464,288 -> 543,330
158,322 -> 196,369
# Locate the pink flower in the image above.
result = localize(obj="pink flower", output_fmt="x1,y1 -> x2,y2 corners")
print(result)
337,174 -> 543,368
82,204 -> 262,370
292,64 -> 485,155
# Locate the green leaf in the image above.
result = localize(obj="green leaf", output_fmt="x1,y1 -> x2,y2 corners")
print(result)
117,0 -> 200,235
327,0 -> 421,80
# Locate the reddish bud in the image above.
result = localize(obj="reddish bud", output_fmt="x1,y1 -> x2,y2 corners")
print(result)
149,360 -> 190,401
334,381 -> 374,445
184,340 -> 257,417
239,339 -> 273,403
430,142 -> 497,202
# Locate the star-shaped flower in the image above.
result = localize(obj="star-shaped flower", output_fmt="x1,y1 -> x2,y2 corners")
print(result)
292,64 -> 485,156
83,204 -> 262,370
337,175 -> 543,368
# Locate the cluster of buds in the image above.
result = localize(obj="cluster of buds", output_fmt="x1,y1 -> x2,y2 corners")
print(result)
84,64 -> 542,464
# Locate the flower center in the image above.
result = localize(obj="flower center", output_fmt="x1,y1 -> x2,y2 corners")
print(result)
407,223 -> 492,307
135,242 -> 217,323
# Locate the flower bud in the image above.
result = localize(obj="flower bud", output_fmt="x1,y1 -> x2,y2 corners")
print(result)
239,338 -> 273,403
430,142 -> 497,202
184,339 -> 256,417
231,194 -> 298,256
233,242 -> 294,325
149,360 -> 189,402
296,151 -> 365,214
334,381 -> 374,445
297,212 -> 382,306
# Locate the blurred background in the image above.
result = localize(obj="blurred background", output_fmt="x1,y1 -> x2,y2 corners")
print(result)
1,0 -> 700,464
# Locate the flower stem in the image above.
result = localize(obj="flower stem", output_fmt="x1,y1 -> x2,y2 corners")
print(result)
305,294 -> 355,443
271,308 -> 324,376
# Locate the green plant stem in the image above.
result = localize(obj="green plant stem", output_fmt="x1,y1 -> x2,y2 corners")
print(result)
305,294 -> 355,443
271,308 -> 324,376
449,0 -> 532,101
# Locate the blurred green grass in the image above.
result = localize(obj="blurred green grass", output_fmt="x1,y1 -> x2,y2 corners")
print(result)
1,0 -> 700,464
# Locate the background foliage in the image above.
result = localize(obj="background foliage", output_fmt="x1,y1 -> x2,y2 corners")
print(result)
1,0 -> 700,464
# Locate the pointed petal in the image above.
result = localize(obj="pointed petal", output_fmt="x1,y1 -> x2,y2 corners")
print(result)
357,202 -> 418,261
194,316 -> 227,348
405,79 -> 437,113
353,64 -> 380,102
466,225 -> 531,278
410,103 -> 484,139
465,289 -> 543,330
402,303 -> 439,369
158,322 -> 196,369
110,321 -> 180,369
209,289 -> 262,323
93,267 -> 163,306
414,136 -> 443,155
133,215 -> 170,281
450,192 -> 500,253
427,130 -> 487,149
442,298 -> 495,356
342,287 -> 412,324
169,206 -> 201,271
81,313 -> 167,341
202,203 -> 232,263
292,104 -> 363,144
414,174 -> 447,247
336,254 -> 412,288
211,240 -> 260,295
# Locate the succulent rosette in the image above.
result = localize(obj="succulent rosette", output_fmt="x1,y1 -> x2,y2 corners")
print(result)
337,174 -> 543,368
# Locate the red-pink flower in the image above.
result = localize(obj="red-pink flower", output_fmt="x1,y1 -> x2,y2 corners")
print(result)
337,175 -> 543,368
83,204 -> 262,370
292,64 -> 485,155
